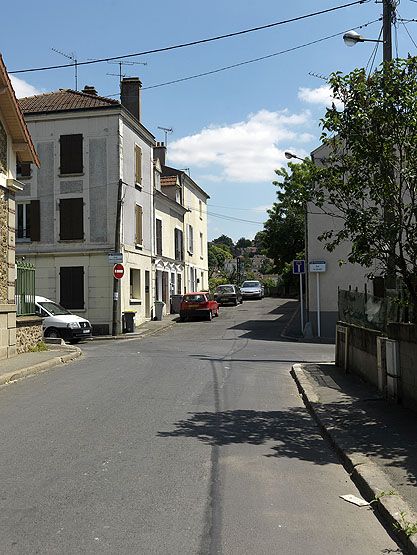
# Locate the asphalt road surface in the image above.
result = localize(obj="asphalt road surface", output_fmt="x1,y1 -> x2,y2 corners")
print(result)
0,298 -> 402,554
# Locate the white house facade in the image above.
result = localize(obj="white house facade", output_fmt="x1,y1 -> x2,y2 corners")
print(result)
16,79 -> 155,334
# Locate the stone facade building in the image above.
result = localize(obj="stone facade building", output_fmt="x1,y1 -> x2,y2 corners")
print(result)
0,54 -> 39,358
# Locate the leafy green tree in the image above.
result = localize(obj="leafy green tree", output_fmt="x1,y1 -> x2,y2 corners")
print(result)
311,58 -> 417,312
235,237 -> 252,250
208,243 -> 232,277
211,234 -> 234,253
262,159 -> 314,273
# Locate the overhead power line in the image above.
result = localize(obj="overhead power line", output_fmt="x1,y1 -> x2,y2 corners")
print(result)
10,0 -> 369,75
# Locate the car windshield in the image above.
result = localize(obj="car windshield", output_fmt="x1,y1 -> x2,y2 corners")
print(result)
183,294 -> 206,303
217,286 -> 234,293
39,301 -> 71,316
242,281 -> 260,288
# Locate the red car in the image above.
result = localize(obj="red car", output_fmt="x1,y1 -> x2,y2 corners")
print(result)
179,292 -> 219,321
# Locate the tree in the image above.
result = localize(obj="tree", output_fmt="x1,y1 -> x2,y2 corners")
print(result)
235,237 -> 252,250
208,243 -> 232,277
262,159 -> 313,272
211,234 -> 234,253
310,57 -> 417,313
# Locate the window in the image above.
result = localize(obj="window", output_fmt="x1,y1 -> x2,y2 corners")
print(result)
60,266 -> 84,309
177,273 -> 182,294
60,134 -> 83,174
155,218 -> 162,255
17,200 -> 40,241
174,228 -> 183,261
176,186 -> 183,205
199,200 -> 203,219
200,232 -> 204,258
60,198 -> 84,240
135,204 -> 143,245
16,161 -> 31,178
135,145 -> 142,185
130,268 -> 141,300
187,224 -> 194,254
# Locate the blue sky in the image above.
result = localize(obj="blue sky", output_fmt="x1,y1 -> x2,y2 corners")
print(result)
2,0 -> 416,241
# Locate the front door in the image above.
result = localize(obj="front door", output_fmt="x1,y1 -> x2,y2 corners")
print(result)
145,270 -> 150,318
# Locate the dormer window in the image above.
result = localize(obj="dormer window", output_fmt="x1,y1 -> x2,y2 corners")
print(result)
17,161 -> 32,178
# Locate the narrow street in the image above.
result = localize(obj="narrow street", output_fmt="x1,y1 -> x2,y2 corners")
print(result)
0,298 -> 401,554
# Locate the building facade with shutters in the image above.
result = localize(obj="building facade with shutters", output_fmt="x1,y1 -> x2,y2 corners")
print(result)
153,143 -> 209,308
16,79 -> 155,334
0,54 -> 39,358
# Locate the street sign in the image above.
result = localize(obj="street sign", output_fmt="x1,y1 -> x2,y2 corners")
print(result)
293,260 -> 305,274
108,252 -> 123,264
309,261 -> 326,273
113,263 -> 124,279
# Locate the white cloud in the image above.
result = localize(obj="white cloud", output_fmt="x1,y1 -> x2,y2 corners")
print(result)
168,109 -> 313,183
10,75 -> 42,98
298,85 -> 343,109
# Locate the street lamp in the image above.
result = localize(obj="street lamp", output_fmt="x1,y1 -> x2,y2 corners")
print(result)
342,30 -> 383,47
284,151 -> 311,336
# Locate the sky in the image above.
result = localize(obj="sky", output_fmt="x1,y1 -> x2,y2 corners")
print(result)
2,0 -> 416,242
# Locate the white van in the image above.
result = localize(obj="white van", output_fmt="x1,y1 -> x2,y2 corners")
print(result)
35,296 -> 92,343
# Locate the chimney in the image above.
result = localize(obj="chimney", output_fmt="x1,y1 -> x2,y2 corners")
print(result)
154,141 -> 166,166
82,85 -> 98,96
121,77 -> 142,122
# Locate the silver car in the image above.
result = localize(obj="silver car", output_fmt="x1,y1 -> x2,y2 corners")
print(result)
240,280 -> 264,300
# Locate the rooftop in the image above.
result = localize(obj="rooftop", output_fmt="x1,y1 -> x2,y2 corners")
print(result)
18,89 -> 120,114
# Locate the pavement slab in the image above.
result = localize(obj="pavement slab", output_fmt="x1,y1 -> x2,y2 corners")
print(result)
291,362 -> 417,554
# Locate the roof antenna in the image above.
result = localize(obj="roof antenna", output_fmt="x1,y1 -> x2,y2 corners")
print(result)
107,60 -> 148,93
52,48 -> 78,90
157,126 -> 173,145
308,71 -> 328,82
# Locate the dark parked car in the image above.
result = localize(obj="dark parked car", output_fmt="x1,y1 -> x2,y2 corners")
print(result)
215,284 -> 243,306
179,292 -> 219,321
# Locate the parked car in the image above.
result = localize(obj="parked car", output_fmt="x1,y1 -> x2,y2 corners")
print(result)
215,284 -> 243,306
240,280 -> 264,300
179,292 -> 219,321
34,296 -> 92,342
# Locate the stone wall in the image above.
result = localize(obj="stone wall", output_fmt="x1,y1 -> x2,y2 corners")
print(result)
16,316 -> 43,354
0,186 -> 17,359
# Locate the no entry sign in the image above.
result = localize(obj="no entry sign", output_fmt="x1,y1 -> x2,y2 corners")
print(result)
113,263 -> 124,279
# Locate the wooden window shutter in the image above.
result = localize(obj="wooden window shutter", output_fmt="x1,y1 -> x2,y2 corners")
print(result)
60,134 -> 83,174
60,198 -> 84,240
30,200 -> 40,241
60,266 -> 84,309
135,204 -> 143,244
135,145 -> 142,184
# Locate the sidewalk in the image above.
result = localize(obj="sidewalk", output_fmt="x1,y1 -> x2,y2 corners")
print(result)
292,362 -> 417,553
0,345 -> 82,387
92,313 -> 178,340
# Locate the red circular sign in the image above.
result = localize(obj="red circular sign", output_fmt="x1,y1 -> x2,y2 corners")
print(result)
113,263 -> 124,279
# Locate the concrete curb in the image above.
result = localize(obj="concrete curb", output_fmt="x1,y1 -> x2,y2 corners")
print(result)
91,320 -> 177,341
0,347 -> 82,387
291,363 -> 417,554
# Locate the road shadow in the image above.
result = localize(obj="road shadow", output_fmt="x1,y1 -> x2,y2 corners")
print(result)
158,407 -> 337,466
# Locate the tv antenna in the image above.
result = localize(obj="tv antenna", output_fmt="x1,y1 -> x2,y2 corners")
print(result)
157,126 -> 173,145
308,71 -> 328,82
52,48 -> 78,90
107,60 -> 148,85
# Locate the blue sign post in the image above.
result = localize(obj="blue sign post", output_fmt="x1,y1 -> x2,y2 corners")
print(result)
293,260 -> 306,333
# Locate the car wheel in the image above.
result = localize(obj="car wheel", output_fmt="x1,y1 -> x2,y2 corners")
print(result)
240,298 -> 243,304
45,328 -> 60,339
207,310 -> 213,321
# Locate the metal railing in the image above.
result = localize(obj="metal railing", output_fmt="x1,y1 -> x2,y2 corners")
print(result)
15,262 -> 35,316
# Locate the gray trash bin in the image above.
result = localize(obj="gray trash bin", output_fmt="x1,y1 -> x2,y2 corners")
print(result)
170,294 -> 183,314
154,301 -> 165,321
122,311 -> 136,333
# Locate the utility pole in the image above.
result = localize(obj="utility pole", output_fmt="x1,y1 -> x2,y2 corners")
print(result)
383,0 -> 393,65
112,179 -> 123,336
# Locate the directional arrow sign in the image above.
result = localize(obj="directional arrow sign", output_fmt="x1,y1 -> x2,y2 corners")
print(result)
113,263 -> 124,279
